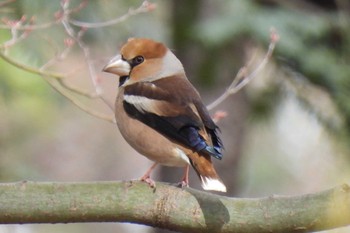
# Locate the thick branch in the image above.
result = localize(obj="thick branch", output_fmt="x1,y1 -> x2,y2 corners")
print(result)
0,181 -> 349,232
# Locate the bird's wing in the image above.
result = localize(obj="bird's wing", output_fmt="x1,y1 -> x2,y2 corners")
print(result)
122,75 -> 223,159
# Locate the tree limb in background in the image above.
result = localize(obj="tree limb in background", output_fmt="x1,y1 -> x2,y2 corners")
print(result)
0,181 -> 349,233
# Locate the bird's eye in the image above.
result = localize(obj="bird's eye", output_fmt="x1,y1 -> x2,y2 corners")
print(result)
132,56 -> 144,66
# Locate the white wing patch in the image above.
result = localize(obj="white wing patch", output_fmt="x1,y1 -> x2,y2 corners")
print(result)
124,95 -> 163,115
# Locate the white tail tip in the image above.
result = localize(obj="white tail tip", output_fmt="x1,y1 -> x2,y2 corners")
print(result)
200,176 -> 227,192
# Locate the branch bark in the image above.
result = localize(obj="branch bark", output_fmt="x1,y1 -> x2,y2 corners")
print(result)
0,181 -> 349,232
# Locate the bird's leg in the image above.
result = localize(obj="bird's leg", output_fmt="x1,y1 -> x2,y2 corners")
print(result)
140,162 -> 158,188
178,164 -> 190,188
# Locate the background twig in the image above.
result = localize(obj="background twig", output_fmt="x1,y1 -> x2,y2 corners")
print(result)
207,28 -> 279,111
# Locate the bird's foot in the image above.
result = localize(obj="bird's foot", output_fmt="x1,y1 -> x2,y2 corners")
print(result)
140,176 -> 156,188
177,180 -> 189,189
139,162 -> 158,188
176,164 -> 189,189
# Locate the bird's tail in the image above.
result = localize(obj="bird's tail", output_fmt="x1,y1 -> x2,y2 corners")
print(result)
187,152 -> 227,192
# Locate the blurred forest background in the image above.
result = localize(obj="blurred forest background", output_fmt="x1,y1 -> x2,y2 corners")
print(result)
0,0 -> 350,233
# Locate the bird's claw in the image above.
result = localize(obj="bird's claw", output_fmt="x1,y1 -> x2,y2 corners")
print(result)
140,176 -> 156,188
177,180 -> 189,189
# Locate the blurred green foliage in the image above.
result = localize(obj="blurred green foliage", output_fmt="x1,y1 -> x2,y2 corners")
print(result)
0,60 -> 58,180
192,0 -> 350,135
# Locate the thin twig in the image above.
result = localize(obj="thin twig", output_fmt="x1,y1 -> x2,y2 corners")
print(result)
1,16 -> 32,49
57,79 -> 99,98
0,50 -> 66,79
68,1 -> 156,28
60,0 -> 114,110
206,28 -> 279,111
0,0 -> 151,123
0,49 -> 115,122
42,76 -> 116,123
60,0 -> 98,89
39,39 -> 74,71
0,0 -> 155,116
38,33 -> 100,100
0,20 -> 61,30
0,14 -> 61,30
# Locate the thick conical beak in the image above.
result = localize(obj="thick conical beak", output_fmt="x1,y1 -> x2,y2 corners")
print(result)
102,54 -> 131,76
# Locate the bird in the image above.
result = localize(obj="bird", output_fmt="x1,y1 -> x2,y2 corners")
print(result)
103,38 -> 226,192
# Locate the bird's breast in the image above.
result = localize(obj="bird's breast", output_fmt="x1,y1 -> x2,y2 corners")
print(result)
114,89 -> 190,167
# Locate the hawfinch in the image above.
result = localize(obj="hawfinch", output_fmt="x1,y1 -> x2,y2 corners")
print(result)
103,38 -> 226,192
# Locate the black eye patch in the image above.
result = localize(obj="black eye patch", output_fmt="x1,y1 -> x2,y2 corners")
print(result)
131,56 -> 144,67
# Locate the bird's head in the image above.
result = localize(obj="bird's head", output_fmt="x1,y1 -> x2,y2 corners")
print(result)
103,38 -> 184,86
